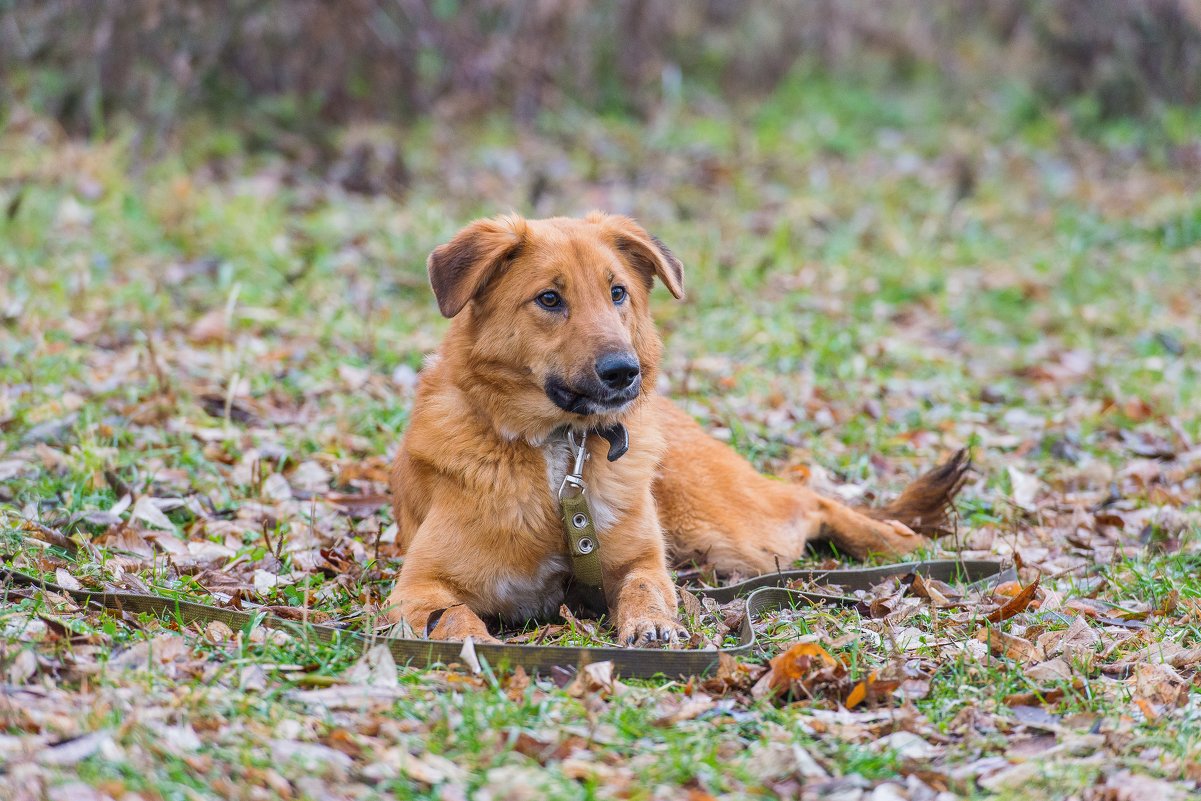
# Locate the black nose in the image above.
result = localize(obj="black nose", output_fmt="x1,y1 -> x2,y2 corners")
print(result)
595,352 -> 641,391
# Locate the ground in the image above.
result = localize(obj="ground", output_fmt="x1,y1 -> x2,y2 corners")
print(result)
1,70 -> 1200,800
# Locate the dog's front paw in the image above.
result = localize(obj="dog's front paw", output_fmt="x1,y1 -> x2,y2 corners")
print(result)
426,604 -> 499,643
617,615 -> 688,648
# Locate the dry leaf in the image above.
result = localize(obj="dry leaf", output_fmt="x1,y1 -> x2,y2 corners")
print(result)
653,693 -> 716,725
987,576 -> 1040,623
132,495 -> 176,530
679,588 -> 706,618
346,644 -> 399,688
974,626 -> 1041,662
1008,466 -> 1041,511
844,671 -> 875,708
910,572 -> 953,606
459,637 -> 482,675
54,568 -> 83,592
752,642 -> 843,701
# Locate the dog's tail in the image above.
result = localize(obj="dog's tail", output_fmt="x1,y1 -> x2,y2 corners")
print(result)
859,449 -> 970,536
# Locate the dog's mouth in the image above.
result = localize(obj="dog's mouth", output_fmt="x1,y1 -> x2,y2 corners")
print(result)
545,376 -> 640,416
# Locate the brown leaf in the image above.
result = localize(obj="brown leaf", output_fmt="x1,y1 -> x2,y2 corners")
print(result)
752,642 -> 843,701
505,665 -> 530,702
568,660 -> 621,697
559,604 -> 599,638
679,588 -> 705,619
909,572 -> 954,606
974,626 -> 1041,662
54,568 -> 83,592
653,692 -> 716,726
1003,688 -> 1064,707
1091,769 -> 1189,801
188,309 -> 229,343
701,652 -> 763,695
987,576 -> 1040,623
259,605 -> 332,623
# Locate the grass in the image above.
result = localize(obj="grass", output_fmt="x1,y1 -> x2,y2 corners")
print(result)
2,64 -> 1201,799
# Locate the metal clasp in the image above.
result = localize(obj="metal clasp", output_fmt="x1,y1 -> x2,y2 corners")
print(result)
557,430 -> 589,499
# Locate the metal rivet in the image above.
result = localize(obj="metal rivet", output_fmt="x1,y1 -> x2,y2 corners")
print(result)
572,513 -> 588,529
577,537 -> 594,554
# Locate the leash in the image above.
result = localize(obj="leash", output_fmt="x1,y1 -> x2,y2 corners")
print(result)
0,559 -> 1012,680
557,430 -> 607,616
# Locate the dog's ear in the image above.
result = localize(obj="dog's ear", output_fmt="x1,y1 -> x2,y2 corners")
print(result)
428,215 -> 526,318
591,213 -> 684,300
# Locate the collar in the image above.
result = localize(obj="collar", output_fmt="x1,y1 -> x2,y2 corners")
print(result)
592,423 -> 629,461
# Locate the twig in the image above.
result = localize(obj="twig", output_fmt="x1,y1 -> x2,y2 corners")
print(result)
260,520 -> 274,559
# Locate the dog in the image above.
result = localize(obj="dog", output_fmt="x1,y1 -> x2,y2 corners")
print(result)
386,213 -> 967,646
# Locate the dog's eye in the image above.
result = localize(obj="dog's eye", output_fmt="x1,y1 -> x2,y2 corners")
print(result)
536,291 -> 563,310
611,285 -> 627,305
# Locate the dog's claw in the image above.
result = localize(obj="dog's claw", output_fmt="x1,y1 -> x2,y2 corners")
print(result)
618,616 -> 688,648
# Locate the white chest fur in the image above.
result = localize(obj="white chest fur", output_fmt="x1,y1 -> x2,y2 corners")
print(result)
541,437 -> 619,533
489,554 -> 570,625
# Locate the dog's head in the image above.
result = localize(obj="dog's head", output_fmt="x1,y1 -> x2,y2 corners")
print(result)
427,212 -> 683,434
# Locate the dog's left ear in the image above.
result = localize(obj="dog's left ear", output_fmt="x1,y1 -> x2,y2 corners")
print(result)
591,213 -> 684,300
428,215 -> 527,318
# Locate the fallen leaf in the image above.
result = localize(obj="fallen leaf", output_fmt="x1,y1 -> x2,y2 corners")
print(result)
653,692 -> 716,725
38,731 -> 112,766
752,642 -> 844,701
204,620 -> 234,643
565,660 -> 625,699
504,665 -> 530,702
459,637 -> 482,675
987,576 -> 1040,623
132,495 -> 177,530
346,644 -> 399,688
974,626 -> 1041,662
1026,657 -> 1073,682
1093,769 -> 1189,801
7,649 -> 37,684
679,588 -> 706,618
54,568 -> 83,592
1008,466 -> 1041,511
844,671 -> 875,708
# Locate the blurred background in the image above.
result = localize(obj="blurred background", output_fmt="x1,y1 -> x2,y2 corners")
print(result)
4,1 -> 1201,167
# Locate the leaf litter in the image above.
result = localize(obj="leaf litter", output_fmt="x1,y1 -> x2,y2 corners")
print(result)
3,80 -> 1201,799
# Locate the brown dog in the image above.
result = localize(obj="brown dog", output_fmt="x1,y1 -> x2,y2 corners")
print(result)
386,213 -> 966,646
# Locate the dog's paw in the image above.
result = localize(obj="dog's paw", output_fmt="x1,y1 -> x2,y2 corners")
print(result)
617,616 -> 688,648
426,605 -> 499,643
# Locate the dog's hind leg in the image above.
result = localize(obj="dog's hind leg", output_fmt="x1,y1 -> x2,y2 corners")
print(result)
808,449 -> 970,559
653,398 -> 823,574
653,396 -> 969,573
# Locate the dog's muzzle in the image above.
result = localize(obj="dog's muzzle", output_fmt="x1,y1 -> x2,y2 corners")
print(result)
545,374 -> 640,416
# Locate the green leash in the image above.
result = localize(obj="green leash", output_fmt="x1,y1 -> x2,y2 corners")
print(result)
1,559 -> 1012,680
557,430 -> 607,615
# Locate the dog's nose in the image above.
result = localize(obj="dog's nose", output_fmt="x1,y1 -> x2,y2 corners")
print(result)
595,352 -> 641,391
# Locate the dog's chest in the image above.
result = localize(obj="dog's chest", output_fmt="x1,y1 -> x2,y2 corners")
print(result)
489,554 -> 571,625
484,438 -> 622,625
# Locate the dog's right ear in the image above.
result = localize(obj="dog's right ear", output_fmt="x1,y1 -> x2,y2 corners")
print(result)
428,215 -> 526,318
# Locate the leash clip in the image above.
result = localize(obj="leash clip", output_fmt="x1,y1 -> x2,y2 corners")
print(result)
557,430 -> 589,499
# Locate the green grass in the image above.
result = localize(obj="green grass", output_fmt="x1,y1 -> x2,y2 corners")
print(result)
3,65 -> 1201,799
